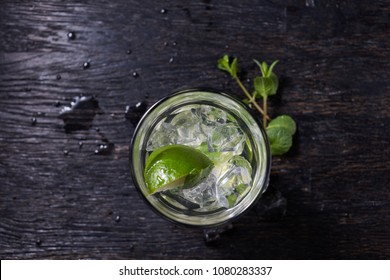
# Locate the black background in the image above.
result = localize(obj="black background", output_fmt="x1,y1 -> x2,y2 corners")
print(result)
0,0 -> 389,259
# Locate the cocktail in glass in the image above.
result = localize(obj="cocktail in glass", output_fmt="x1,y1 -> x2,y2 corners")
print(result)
130,88 -> 271,227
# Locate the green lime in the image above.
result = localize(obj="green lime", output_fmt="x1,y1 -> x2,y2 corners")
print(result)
144,144 -> 214,194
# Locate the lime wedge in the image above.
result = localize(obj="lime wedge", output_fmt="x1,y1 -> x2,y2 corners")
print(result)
144,144 -> 214,194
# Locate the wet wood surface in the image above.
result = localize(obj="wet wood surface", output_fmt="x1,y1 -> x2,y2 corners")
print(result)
1,0 -> 389,259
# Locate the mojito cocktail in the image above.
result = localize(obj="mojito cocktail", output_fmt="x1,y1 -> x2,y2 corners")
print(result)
130,89 -> 271,227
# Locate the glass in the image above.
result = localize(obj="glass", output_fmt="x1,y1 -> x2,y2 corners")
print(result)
130,88 -> 271,227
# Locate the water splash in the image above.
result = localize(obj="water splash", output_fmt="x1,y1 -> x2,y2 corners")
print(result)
58,96 -> 102,133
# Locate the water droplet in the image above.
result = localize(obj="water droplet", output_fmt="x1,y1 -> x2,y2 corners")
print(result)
125,101 -> 147,126
56,74 -> 61,80
169,57 -> 174,63
31,117 -> 37,126
160,8 -> 167,14
58,96 -> 102,133
203,230 -> 220,244
78,141 -> 83,148
94,143 -> 114,155
67,31 -> 75,40
172,41 -> 177,46
126,49 -> 132,55
115,215 -> 121,222
83,61 -> 90,69
163,41 -> 168,46
95,127 -> 100,132
35,239 -> 42,246
132,71 -> 139,78
63,150 -> 69,156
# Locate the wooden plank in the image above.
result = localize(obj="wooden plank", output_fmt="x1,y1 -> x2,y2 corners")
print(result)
0,0 -> 389,259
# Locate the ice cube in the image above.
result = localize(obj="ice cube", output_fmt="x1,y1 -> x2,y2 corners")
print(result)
170,110 -> 206,147
228,155 -> 252,176
194,105 -> 227,136
146,119 -> 178,151
209,123 -> 245,154
215,156 -> 253,208
180,173 -> 217,208
193,105 -> 227,123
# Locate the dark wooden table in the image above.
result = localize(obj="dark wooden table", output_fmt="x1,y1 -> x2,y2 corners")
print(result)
1,0 -> 389,260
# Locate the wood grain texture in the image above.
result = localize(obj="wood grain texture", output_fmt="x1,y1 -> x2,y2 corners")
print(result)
0,0 -> 389,259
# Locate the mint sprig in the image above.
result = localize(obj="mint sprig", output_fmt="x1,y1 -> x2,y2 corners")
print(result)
217,55 -> 268,119
217,55 -> 296,156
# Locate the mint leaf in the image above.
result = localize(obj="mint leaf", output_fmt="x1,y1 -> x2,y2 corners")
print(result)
267,60 -> 279,76
242,98 -> 251,105
253,60 -> 279,99
266,127 -> 293,156
269,72 -> 279,94
227,193 -> 238,207
266,115 -> 296,155
217,55 -> 238,78
267,115 -> 296,136
254,59 -> 279,77
254,59 -> 266,77
253,76 -> 277,98
230,57 -> 238,78
236,183 -> 248,195
217,54 -> 231,73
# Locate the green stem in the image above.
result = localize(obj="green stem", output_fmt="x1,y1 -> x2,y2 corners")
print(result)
234,76 -> 270,120
263,96 -> 268,127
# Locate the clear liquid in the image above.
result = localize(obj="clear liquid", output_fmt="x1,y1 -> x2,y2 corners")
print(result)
145,104 -> 255,213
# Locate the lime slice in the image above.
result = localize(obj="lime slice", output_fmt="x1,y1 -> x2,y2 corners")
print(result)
144,144 -> 214,194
